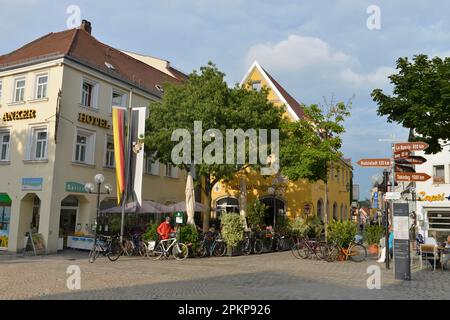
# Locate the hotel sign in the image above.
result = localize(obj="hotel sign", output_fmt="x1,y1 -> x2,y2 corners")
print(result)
2,109 -> 36,121
78,113 -> 110,129
22,177 -> 43,191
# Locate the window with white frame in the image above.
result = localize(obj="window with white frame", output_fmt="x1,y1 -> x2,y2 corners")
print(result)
433,165 -> 445,184
81,79 -> 98,108
30,127 -> 48,160
111,90 -> 125,112
74,129 -> 95,164
35,74 -> 48,99
0,130 -> 10,161
144,152 -> 160,176
105,136 -> 115,168
251,81 -> 262,91
13,78 -> 26,102
165,163 -> 178,178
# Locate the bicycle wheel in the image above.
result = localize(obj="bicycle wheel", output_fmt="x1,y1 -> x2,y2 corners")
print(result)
153,242 -> 165,260
88,245 -> 99,263
197,242 -> 208,257
138,241 -> 147,257
324,245 -> 340,262
173,242 -> 189,260
348,244 -> 367,262
107,237 -> 122,262
291,242 -> 301,259
242,239 -> 252,255
253,239 -> 263,254
315,242 -> 328,260
297,241 -> 311,259
212,241 -> 226,257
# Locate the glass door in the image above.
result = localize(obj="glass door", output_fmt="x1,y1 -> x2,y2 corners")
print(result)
60,207 -> 77,247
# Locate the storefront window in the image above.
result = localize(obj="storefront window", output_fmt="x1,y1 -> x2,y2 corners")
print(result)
0,194 -> 12,249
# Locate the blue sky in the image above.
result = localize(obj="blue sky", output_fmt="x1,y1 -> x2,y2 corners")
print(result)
1,0 -> 448,199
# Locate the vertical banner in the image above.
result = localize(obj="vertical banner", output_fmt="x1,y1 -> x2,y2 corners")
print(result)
112,106 -> 126,204
129,107 -> 146,206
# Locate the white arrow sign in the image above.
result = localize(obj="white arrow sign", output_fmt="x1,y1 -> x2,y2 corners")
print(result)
385,192 -> 401,200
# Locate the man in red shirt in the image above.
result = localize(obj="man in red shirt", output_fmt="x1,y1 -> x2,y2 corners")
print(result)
157,216 -> 175,240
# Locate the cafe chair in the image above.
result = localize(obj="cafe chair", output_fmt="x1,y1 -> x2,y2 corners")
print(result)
420,244 -> 438,271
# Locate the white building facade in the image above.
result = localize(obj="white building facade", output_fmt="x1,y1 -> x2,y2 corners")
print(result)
414,143 -> 450,243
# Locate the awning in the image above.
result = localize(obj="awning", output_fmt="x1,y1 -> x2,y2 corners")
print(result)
0,194 -> 11,204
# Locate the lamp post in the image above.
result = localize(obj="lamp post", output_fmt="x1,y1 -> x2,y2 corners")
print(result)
85,174 -> 111,235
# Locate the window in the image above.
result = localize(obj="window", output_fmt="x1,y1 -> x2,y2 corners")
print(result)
0,80 -> 3,100
81,79 -> 98,108
433,165 -> 445,184
105,136 -> 115,167
165,163 -> 178,178
74,129 -> 95,164
14,78 -> 26,102
0,131 -> 10,161
251,81 -> 262,91
32,128 -> 48,160
144,153 -> 160,175
111,90 -> 125,112
35,74 -> 48,99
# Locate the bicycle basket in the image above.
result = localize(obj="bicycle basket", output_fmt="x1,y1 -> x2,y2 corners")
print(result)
169,232 -> 177,238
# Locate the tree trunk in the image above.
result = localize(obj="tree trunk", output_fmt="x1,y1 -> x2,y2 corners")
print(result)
202,175 -> 212,233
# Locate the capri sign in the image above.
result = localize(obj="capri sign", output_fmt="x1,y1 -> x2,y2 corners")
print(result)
66,181 -> 87,193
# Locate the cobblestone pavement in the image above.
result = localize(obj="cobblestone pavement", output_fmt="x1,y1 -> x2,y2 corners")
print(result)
0,250 -> 448,300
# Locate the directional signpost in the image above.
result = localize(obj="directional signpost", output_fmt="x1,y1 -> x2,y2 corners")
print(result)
393,142 -> 429,152
395,172 -> 431,182
357,158 -> 392,167
356,141 -> 430,279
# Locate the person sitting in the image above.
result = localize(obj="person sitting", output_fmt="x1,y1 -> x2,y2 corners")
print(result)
157,217 -> 175,241
441,235 -> 450,270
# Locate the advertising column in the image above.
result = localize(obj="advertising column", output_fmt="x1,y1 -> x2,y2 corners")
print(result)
393,203 -> 411,280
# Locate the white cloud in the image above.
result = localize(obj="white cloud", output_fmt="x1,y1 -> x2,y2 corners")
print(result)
339,66 -> 395,88
246,35 -> 351,71
245,34 -> 394,89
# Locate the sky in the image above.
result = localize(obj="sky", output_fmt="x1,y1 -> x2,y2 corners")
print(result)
1,0 -> 449,199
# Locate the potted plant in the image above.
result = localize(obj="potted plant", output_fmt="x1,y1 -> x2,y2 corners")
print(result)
327,220 -> 358,261
220,213 -> 245,256
178,224 -> 199,257
364,224 -> 384,255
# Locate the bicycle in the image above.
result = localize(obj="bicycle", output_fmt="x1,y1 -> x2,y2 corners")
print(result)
121,233 -> 147,257
323,240 -> 367,263
242,231 -> 263,255
148,233 -> 189,260
88,234 -> 122,263
291,236 -> 327,260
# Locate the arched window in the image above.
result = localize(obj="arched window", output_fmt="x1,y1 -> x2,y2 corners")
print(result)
317,199 -> 324,221
259,197 -> 286,227
344,205 -> 348,220
216,197 -> 239,214
340,204 -> 344,221
333,202 -> 338,220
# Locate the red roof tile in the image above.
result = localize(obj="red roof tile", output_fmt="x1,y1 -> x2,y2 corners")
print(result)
0,28 -> 183,97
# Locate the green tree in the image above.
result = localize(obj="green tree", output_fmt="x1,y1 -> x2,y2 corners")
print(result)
145,63 -> 283,232
372,54 -> 450,153
246,199 -> 268,229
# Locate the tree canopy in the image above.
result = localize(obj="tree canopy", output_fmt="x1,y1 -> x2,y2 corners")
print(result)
372,54 -> 450,153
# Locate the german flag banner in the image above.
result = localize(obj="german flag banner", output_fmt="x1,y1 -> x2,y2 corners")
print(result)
112,106 -> 126,204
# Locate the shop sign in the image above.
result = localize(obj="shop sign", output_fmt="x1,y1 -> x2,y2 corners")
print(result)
78,113 -> 110,129
417,191 -> 448,202
21,178 -> 43,191
2,109 -> 36,121
66,181 -> 87,193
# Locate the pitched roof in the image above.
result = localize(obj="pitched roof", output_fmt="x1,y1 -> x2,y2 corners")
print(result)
0,28 -> 183,97
241,61 -> 305,120
261,67 -> 306,119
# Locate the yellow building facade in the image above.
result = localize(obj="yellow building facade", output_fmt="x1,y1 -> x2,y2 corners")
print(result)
211,61 -> 352,225
0,21 -> 187,253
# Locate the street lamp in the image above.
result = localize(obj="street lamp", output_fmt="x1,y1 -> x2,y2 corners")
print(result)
85,173 -> 111,235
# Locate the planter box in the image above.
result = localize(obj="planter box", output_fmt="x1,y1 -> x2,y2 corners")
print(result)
368,244 -> 379,255
226,245 -> 242,256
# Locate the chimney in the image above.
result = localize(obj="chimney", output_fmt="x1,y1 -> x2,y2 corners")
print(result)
80,20 -> 92,34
